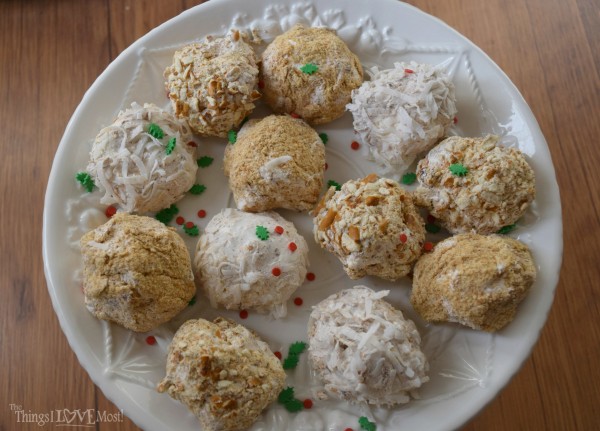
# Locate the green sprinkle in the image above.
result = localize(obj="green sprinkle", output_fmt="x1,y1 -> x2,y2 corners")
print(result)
256,225 -> 269,241
147,123 -> 164,139
283,341 -> 307,370
228,130 -> 237,144
183,224 -> 199,236
327,180 -> 342,191
497,224 -> 517,234
189,184 -> 207,195
278,387 -> 295,404
283,355 -> 300,370
155,204 -> 179,224
300,63 -> 319,75
284,398 -> 304,412
401,172 -> 417,185
188,296 -> 196,307
319,133 -> 328,144
75,172 -> 95,192
359,416 -> 377,431
197,156 -> 214,168
449,163 -> 469,176
425,223 -> 441,234
165,137 -> 176,155
288,341 -> 307,355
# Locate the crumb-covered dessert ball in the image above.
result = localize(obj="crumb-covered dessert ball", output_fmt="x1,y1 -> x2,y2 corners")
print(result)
411,234 -> 536,332
157,317 -> 285,431
413,135 -> 536,234
313,174 -> 425,280
261,25 -> 363,124
87,102 -> 197,214
347,62 -> 457,174
164,31 -> 260,137
224,115 -> 325,212
308,286 -> 429,405
80,213 -> 195,332
194,209 -> 309,318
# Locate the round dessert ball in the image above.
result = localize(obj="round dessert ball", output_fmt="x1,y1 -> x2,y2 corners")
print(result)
223,115 -> 326,212
194,208 -> 309,318
261,24 -> 363,124
313,174 -> 425,280
80,213 -> 195,332
164,31 -> 260,137
308,286 -> 429,405
413,135 -> 536,234
157,317 -> 285,431
411,234 -> 536,332
347,61 -> 457,174
87,102 -> 197,214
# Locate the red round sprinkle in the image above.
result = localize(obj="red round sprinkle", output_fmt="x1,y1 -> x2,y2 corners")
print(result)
294,297 -> 303,306
187,141 -> 197,147
427,214 -> 436,224
146,336 -> 156,345
175,216 -> 185,225
239,310 -> 249,319
197,209 -> 206,218
351,141 -> 360,150
274,225 -> 284,235
258,80 -> 265,89
303,399 -> 313,409
272,267 -> 282,277
453,116 -> 458,124
185,221 -> 194,229
290,112 -> 301,119
345,428 -> 354,431
306,272 -> 316,281
399,233 -> 408,243
423,241 -> 434,252
404,68 -> 414,74
325,163 -> 329,170
105,205 -> 117,218
274,351 -> 282,360
288,242 -> 297,252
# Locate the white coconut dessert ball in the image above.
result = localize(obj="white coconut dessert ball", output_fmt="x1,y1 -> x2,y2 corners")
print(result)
194,208 -> 309,318
87,102 -> 197,213
347,61 -> 457,175
308,286 -> 429,406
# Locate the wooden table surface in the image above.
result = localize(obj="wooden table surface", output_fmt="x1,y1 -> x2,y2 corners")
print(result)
1,0 -> 598,430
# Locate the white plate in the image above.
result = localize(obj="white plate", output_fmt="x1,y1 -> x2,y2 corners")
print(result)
43,0 -> 562,430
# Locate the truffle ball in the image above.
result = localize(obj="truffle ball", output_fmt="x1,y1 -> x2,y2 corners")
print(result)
80,213 -> 195,332
313,174 -> 425,280
157,317 -> 285,431
261,25 -> 363,124
164,31 -> 260,137
413,135 -> 536,234
224,115 -> 325,212
87,102 -> 197,213
194,209 -> 309,318
411,234 -> 537,332
347,62 -> 457,174
308,286 -> 429,405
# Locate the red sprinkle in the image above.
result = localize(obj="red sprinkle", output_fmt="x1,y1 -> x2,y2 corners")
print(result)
303,399 -> 313,409
274,225 -> 284,235
351,141 -> 360,150
105,205 -> 117,218
197,209 -> 206,218
146,336 -> 156,345
290,112 -> 301,119
453,116 -> 458,124
274,351 -> 282,360
187,141 -> 197,147
239,310 -> 249,319
404,68 -> 414,74
272,267 -> 282,277
423,241 -> 434,252
258,80 -> 265,89
427,214 -> 436,224
294,297 -> 303,306
325,163 -> 329,170
288,242 -> 297,252
306,272 -> 316,281
345,428 -> 354,431
185,221 -> 194,229
175,216 -> 185,225
399,233 -> 408,243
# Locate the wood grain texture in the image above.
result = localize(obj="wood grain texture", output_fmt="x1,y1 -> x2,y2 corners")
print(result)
1,0 -> 598,430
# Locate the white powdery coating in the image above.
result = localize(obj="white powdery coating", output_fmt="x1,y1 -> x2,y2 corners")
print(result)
347,62 -> 457,175
87,102 -> 197,213
194,209 -> 309,318
308,286 -> 429,406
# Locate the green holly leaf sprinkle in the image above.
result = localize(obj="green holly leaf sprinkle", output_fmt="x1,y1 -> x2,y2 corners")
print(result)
165,137 -> 176,155
401,172 -> 417,185
300,63 -> 319,75
147,123 -> 164,139
278,387 -> 295,404
284,398 -> 304,413
449,163 -> 469,176
183,224 -> 199,236
188,296 -> 196,307
75,172 -> 95,192
189,184 -> 207,195
319,133 -> 328,144
256,225 -> 269,241
155,204 -> 179,224
197,156 -> 214,168
497,224 -> 517,234
425,223 -> 441,234
359,416 -> 377,431
282,341 -> 307,370
283,355 -> 300,370
327,180 -> 342,191
228,130 -> 237,144
288,341 -> 307,355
